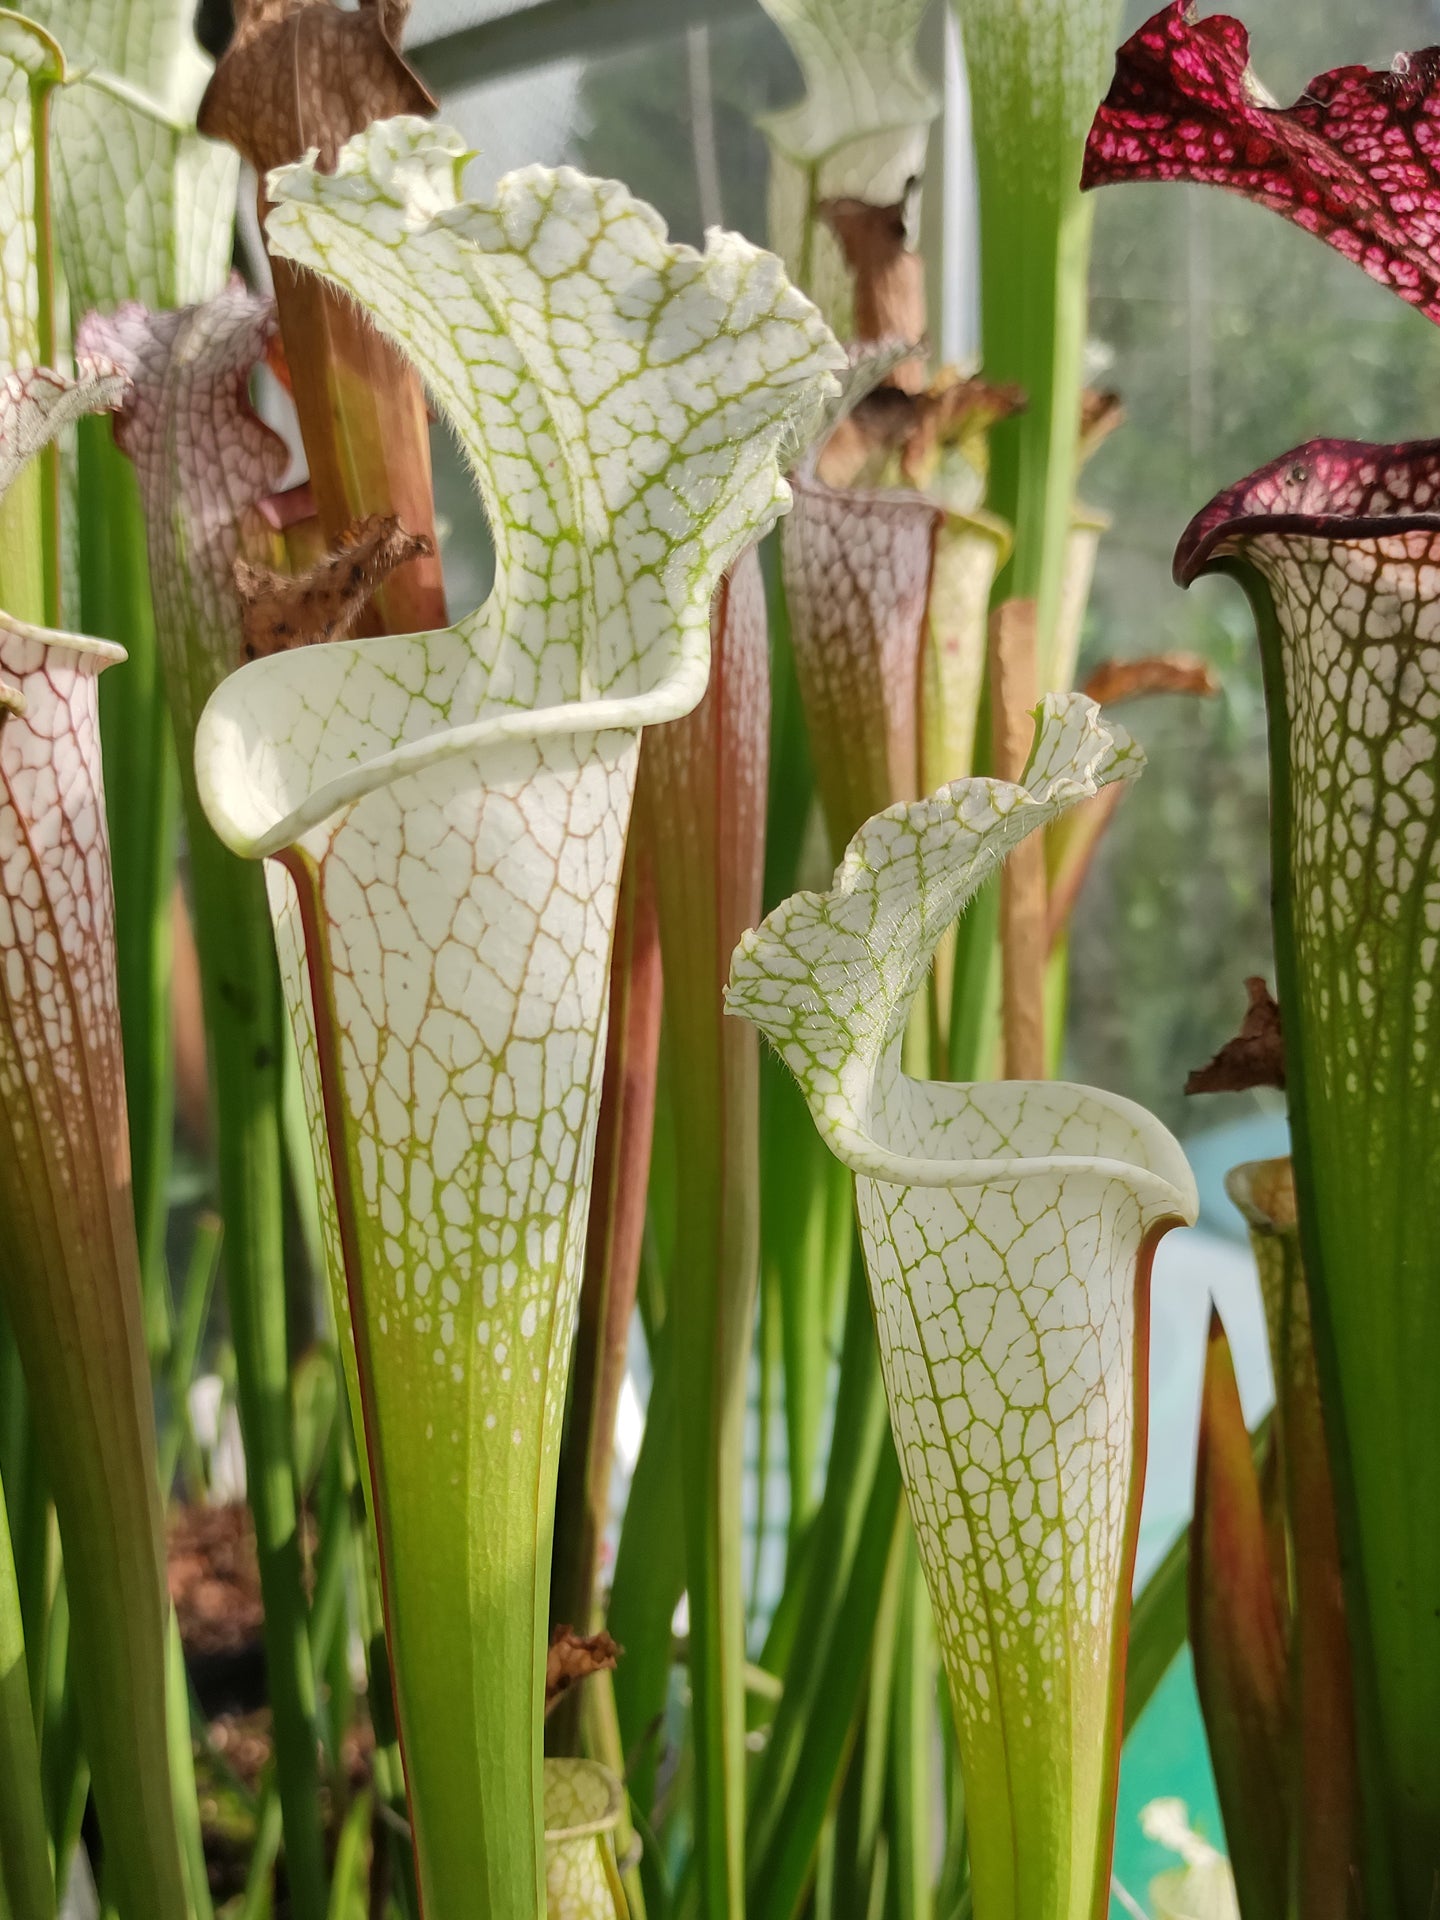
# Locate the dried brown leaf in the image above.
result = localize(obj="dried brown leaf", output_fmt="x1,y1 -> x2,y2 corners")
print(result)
1079,388 -> 1125,463
1082,651 -> 1220,706
199,0 -> 446,639
198,0 -> 435,176
816,372 -> 1026,490
818,194 -> 926,391
235,513 -> 432,661
1186,977 -> 1285,1094
544,1626 -> 622,1717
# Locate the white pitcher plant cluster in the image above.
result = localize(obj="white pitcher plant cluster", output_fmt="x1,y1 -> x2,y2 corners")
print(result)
0,55 -> 1211,1915
16,0 -> 1420,1904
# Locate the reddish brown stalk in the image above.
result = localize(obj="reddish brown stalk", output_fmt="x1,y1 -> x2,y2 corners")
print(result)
1078,389 -> 1125,466
1043,652 -> 1221,950
641,549 -> 769,1912
1227,1161 -> 1359,1920
990,600 -> 1046,1079
171,883 -> 210,1153
1192,1311 -> 1292,1919
198,0 -> 446,636
1044,784 -> 1124,954
549,841 -> 662,1652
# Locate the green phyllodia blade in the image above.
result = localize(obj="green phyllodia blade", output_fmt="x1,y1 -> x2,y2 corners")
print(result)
194,118 -> 844,1920
955,0 -> 1121,673
728,693 -> 1197,1920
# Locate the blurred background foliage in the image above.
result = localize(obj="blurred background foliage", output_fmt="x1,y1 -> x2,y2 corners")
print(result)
408,0 -> 1440,1136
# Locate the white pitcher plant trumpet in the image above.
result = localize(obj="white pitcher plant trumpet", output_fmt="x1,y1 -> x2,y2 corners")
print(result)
727,692 -> 1198,1920
195,116 -> 843,1919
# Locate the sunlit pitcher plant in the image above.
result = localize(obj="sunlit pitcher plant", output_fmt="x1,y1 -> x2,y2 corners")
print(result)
12,0 -> 1440,1909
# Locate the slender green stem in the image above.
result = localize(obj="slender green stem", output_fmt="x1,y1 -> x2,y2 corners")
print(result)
856,1517 -> 908,1895
579,1670 -> 650,1920
78,420 -> 178,1346
750,1250 -> 781,1631
349,1515 -> 417,1920
955,0 -> 1116,685
327,1789 -> 373,1920
747,1251 -> 901,1918
157,1216 -> 223,1498
935,1714 -> 968,1920
0,1455 -> 53,1920
40,1570 -> 86,1888
0,1344 -> 49,1736
185,813 -> 328,1920
750,1413 -> 903,1920
979,190 -> 1094,666
240,1779 -> 285,1920
167,1615 -> 215,1920
609,1323 -> 687,1836
888,1548 -> 935,1920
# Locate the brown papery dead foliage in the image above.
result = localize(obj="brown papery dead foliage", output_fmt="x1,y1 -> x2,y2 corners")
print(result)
1078,388 -> 1125,465
816,372 -> 1026,491
198,0 -> 434,174
545,1626 -> 622,1717
1082,652 -> 1220,706
199,0 -> 447,637
1186,977 -> 1286,1094
235,513 -> 433,660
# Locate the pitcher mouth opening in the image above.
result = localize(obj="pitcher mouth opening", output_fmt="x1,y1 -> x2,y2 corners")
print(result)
195,620 -> 705,861
835,1070 -> 1198,1224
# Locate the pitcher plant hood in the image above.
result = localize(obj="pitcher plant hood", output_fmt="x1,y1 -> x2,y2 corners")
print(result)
198,118 -> 843,858
1084,2 -> 1440,328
